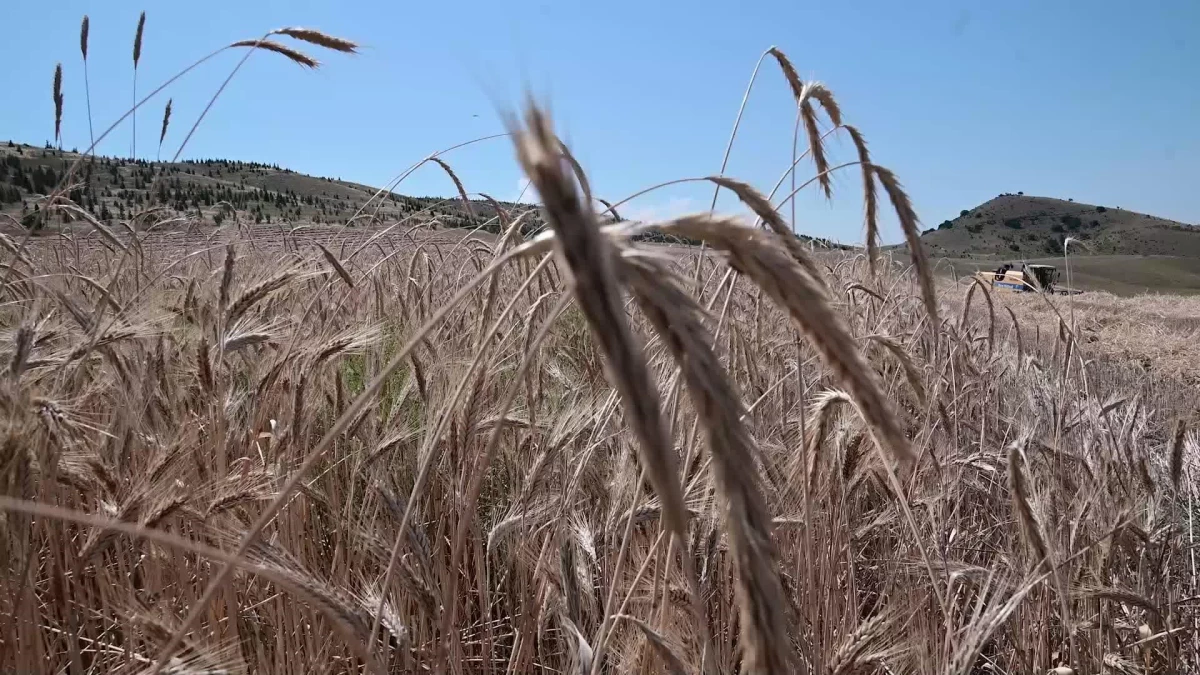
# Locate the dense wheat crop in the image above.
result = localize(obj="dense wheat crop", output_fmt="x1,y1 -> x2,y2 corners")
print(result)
2,23 -> 1199,675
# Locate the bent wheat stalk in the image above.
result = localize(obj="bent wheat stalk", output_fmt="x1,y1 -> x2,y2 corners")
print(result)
511,101 -> 689,541
624,252 -> 796,674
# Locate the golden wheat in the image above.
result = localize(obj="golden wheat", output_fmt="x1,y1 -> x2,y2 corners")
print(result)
1,24 -> 1196,675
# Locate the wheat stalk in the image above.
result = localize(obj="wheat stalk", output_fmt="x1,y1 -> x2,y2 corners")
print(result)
226,272 -> 296,324
228,39 -> 319,68
623,251 -> 795,674
77,14 -> 99,166
272,27 -> 360,53
429,157 -> 475,219
157,98 -> 172,160
656,215 -> 914,468
1007,438 -> 1049,565
844,125 -> 879,273
218,243 -> 235,310
767,47 -> 834,198
615,614 -> 689,675
131,11 -> 145,159
318,243 -> 354,287
1170,419 -> 1186,492
873,164 -> 938,326
705,175 -> 824,283
52,64 -> 64,149
511,102 -> 689,541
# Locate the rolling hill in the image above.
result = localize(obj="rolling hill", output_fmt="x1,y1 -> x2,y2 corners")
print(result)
915,193 -> 1199,259
0,141 -> 513,233
897,194 -> 1200,295
0,140 -> 857,249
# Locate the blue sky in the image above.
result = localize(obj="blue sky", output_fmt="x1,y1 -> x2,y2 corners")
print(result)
3,1 -> 1197,243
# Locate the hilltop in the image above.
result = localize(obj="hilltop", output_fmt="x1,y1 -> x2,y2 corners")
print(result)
913,193 -> 1199,259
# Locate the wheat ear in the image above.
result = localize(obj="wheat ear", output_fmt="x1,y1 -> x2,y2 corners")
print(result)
511,101 -> 689,540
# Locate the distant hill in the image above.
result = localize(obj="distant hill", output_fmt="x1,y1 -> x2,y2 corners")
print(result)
911,194 -> 1198,259
1,140 -> 863,250
0,140 -> 528,234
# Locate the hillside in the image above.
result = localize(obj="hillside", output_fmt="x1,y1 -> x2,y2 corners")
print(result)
0,141 -> 864,251
0,140 -> 520,233
914,193 -> 1199,259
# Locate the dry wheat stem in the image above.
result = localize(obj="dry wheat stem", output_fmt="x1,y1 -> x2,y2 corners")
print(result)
145,248 -> 521,674
512,102 -> 690,540
624,252 -> 795,674
52,63 -> 64,147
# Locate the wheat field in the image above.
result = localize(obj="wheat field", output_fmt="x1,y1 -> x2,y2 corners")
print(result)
1,20 -> 1198,675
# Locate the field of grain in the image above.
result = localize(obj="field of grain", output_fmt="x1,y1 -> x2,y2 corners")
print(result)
3,21 -> 1199,675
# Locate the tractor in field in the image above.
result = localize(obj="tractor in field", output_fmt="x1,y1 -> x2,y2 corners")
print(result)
976,262 -> 1069,294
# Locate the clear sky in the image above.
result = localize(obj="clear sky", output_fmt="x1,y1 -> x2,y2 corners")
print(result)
3,1 -> 1197,243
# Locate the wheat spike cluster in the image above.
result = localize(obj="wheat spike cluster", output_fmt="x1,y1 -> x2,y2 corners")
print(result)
1,16 -> 1198,675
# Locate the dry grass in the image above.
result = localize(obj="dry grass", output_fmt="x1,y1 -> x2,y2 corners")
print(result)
2,22 -> 1199,675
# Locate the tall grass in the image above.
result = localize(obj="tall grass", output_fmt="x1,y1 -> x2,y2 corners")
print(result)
1,17 -> 1198,675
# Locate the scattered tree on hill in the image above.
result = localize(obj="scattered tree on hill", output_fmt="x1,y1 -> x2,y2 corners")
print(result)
1096,206 -> 1107,213
960,209 -> 969,217
938,220 -> 954,230
1004,218 -> 1023,229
